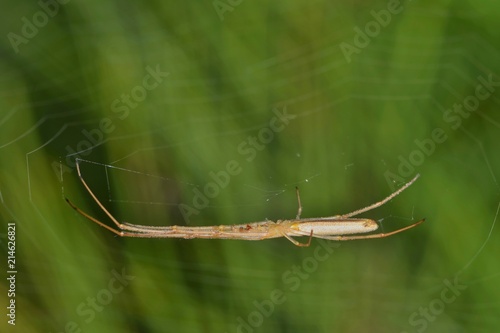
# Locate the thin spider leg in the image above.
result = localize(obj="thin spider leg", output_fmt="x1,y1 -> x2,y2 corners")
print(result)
313,218 -> 425,241
74,159 -> 127,230
282,230 -> 313,247
71,160 -> 179,234
66,197 -> 154,237
337,174 -> 420,218
295,186 -> 303,219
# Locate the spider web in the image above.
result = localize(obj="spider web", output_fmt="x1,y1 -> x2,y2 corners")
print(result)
1,1 -> 500,333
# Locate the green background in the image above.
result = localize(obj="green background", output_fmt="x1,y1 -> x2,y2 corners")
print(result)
1,1 -> 499,332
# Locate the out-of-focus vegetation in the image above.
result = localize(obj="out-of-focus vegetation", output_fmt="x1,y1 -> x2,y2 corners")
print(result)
1,1 -> 499,332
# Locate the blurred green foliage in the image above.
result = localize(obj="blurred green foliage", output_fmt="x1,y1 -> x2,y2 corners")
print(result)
1,1 -> 500,332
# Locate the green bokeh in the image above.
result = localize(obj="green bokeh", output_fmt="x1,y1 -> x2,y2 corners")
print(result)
1,1 -> 499,332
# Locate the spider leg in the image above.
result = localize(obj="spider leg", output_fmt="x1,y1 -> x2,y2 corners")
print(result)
282,230 -> 313,247
295,186 -> 303,219
339,174 -> 420,218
